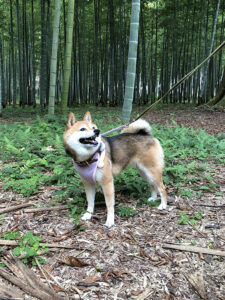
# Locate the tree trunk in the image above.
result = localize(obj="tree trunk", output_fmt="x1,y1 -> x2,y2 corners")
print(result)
48,0 -> 62,115
10,0 -> 17,107
200,0 -> 220,100
140,2 -> 147,105
208,65 -> 225,107
93,0 -> 99,105
30,0 -> 36,107
121,0 -> 140,123
61,0 -> 75,115
108,0 -> 115,106
0,37 -> 5,109
40,0 -> 47,108
16,0 -> 24,106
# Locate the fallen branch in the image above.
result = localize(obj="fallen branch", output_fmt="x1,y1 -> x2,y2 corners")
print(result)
0,268 -> 53,300
192,204 -> 225,208
0,295 -> 22,300
0,254 -> 66,300
183,272 -> 206,299
0,281 -> 24,299
163,243 -> 225,257
35,257 -> 54,292
0,203 -> 33,214
0,239 -> 77,249
24,205 -> 68,213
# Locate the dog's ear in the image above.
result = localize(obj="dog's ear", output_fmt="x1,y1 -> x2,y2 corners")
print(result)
67,112 -> 76,128
83,111 -> 92,123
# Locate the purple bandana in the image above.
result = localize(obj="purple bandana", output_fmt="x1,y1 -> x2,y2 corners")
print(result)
73,152 -> 100,184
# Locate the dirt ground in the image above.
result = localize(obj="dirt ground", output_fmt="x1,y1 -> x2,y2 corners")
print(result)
142,106 -> 225,136
0,107 -> 225,300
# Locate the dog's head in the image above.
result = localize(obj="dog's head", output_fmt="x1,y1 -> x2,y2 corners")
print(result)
63,112 -> 101,160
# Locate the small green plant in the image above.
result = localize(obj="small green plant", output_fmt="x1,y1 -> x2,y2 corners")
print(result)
193,212 -> 204,220
215,191 -> 223,196
178,212 -> 190,225
96,266 -> 103,271
116,205 -> 137,217
67,197 -> 85,226
137,196 -> 160,207
178,211 -> 204,226
189,219 -> 197,226
2,231 -> 21,240
2,232 -> 49,265
183,240 -> 197,246
179,188 -> 195,199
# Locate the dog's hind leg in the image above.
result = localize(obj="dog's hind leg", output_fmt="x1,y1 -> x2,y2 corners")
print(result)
157,181 -> 167,210
148,186 -> 158,202
81,181 -> 96,221
137,163 -> 167,210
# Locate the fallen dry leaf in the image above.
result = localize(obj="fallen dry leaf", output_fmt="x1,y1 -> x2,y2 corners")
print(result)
139,248 -> 158,262
131,290 -> 142,296
59,256 -> 89,267
83,275 -> 101,283
103,268 -> 130,282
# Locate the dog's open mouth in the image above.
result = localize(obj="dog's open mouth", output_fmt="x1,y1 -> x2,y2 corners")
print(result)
79,136 -> 98,145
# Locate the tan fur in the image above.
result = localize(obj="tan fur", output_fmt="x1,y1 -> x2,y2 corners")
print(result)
64,112 -> 167,227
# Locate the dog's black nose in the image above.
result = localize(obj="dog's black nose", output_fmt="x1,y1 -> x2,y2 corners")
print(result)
94,129 -> 100,136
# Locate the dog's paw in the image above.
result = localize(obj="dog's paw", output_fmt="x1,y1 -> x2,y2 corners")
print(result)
148,196 -> 157,202
157,203 -> 167,210
81,212 -> 92,221
104,215 -> 114,228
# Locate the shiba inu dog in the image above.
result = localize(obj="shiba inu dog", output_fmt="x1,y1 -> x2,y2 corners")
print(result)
63,112 -> 167,227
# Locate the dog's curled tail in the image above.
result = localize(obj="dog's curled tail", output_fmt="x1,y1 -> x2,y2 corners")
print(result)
121,119 -> 152,135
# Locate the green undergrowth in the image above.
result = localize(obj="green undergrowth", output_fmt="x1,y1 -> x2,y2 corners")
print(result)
1,231 -> 49,265
0,110 -> 224,215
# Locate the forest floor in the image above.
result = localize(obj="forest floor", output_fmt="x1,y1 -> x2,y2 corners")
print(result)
0,106 -> 225,300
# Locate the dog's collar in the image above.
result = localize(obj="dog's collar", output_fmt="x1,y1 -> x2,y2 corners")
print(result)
73,153 -> 99,167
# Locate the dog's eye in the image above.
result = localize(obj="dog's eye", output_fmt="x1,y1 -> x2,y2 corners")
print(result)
92,127 -> 96,129
80,128 -> 86,131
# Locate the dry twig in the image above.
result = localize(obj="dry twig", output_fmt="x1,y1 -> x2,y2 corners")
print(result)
192,204 -> 225,208
163,243 -> 225,256
0,203 -> 33,214
35,257 -> 54,292
0,239 -> 77,249
24,205 -> 68,213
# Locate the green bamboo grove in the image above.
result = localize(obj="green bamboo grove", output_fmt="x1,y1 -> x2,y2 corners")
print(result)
0,0 -> 225,113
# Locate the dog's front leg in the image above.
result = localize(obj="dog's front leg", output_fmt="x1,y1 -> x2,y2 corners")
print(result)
102,180 -> 115,228
81,181 -> 96,221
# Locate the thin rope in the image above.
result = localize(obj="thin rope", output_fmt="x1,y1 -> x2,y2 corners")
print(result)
101,40 -> 225,136
101,125 -> 127,137
135,40 -> 225,121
